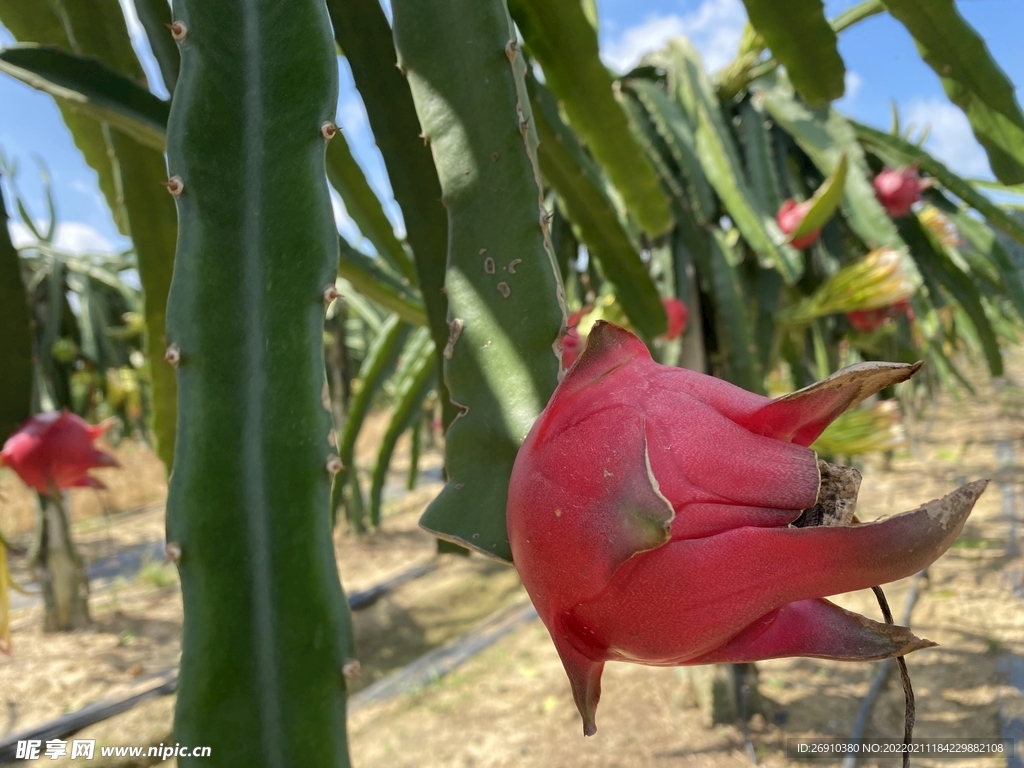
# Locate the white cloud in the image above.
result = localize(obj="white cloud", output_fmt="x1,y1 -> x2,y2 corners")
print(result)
601,0 -> 747,74
841,71 -> 863,103
903,98 -> 989,177
9,221 -> 115,253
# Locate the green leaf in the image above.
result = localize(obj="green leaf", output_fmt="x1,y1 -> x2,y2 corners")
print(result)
527,74 -> 667,339
0,46 -> 167,150
131,0 -> 179,93
325,132 -> 416,283
507,0 -> 674,236
740,0 -> 845,105
964,178 -> 1024,197
880,0 -> 1024,184
789,151 -> 848,240
898,214 -> 1003,375
628,79 -> 716,225
853,120 -> 1024,249
0,1 -> 145,233
332,314 -> 411,528
619,90 -> 691,208
831,0 -> 884,34
0,11 -> 178,468
737,98 -> 784,216
108,133 -> 178,468
368,331 -> 435,525
755,74 -> 905,250
704,231 -> 761,392
394,0 -> 565,562
0,177 -> 33,444
325,0 -> 453,428
695,101 -> 802,283
337,236 -> 427,327
936,196 -> 1024,321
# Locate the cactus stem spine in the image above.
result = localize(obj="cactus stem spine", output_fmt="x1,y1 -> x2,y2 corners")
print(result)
320,121 -> 338,141
165,343 -> 181,366
168,21 -> 188,42
164,176 -> 184,196
165,542 -> 182,563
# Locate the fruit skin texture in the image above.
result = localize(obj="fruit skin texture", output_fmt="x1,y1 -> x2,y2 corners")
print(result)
507,321 -> 986,736
776,199 -> 821,249
0,411 -> 118,493
873,166 -> 926,218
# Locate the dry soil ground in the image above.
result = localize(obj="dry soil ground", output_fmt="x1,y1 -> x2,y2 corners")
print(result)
1,350 -> 1023,768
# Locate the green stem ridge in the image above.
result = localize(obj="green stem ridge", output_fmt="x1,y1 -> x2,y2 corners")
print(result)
508,0 -> 674,237
325,0 -> 455,429
393,0 -> 565,562
164,1 -> 352,765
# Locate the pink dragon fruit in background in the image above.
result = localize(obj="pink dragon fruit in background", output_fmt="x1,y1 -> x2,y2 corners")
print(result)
508,322 -> 986,736
560,306 -> 591,369
776,199 -> 821,249
0,411 -> 119,494
873,166 -> 927,218
847,299 -> 915,332
561,298 -> 689,368
661,297 -> 688,340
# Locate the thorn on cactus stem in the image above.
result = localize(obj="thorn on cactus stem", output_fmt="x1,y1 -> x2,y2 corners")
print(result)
395,62 -> 406,76
509,259 -> 522,274
419,133 -> 430,146
323,284 -> 340,305
539,207 -> 552,230
445,318 -> 464,360
497,282 -> 511,298
484,257 -> 495,274
320,121 -> 338,141
163,176 -> 184,197
326,455 -> 343,475
342,660 -> 361,679
164,343 -> 181,367
505,40 -> 518,62
167,21 -> 187,42
165,542 -> 182,564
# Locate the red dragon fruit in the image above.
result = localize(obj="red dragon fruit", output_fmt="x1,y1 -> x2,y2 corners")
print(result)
507,322 -> 986,736
873,166 -> 927,218
847,299 -> 914,332
661,297 -> 688,340
776,199 -> 821,249
0,411 -> 119,494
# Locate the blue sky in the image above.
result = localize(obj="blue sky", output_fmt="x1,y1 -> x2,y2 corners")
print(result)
0,0 -> 1021,255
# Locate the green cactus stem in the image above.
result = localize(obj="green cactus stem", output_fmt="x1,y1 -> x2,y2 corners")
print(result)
394,0 -> 565,562
164,1 -> 353,765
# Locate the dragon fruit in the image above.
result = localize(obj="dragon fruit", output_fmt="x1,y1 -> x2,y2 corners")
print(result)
508,322 -> 986,735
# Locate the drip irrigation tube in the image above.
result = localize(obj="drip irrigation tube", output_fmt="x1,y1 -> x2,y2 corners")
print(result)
0,559 -> 439,762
